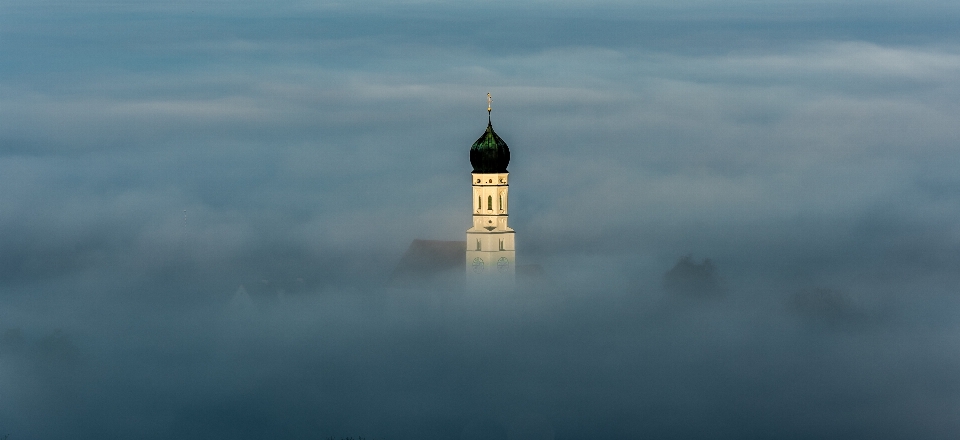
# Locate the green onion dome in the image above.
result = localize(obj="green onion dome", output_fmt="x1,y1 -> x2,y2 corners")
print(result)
470,120 -> 510,173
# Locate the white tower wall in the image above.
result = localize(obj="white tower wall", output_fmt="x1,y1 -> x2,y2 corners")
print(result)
467,172 -> 515,286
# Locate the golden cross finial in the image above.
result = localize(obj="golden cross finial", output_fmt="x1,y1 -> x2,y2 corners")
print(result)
487,93 -> 492,114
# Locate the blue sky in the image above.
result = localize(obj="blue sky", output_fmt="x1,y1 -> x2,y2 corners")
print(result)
2,1 -> 960,438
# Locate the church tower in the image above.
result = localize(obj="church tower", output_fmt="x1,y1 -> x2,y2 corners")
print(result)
466,94 -> 515,286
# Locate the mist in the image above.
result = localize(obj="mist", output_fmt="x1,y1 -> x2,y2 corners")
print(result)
2,1 -> 960,439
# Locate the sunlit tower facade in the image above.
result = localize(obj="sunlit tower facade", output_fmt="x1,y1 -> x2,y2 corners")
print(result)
466,94 -> 516,287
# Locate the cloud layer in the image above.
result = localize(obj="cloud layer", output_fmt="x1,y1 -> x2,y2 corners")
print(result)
1,2 -> 960,439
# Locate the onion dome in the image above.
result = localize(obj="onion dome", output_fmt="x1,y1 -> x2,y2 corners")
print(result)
470,117 -> 511,173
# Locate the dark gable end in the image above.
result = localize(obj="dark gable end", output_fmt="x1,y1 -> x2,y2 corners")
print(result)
390,239 -> 467,288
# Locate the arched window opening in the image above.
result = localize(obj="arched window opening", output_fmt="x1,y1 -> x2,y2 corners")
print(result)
476,239 -> 481,251
478,196 -> 481,210
487,195 -> 492,211
499,239 -> 504,251
499,194 -> 503,211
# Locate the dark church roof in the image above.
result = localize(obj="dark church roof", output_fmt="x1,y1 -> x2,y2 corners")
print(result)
390,239 -> 466,287
390,239 -> 547,289
470,119 -> 510,173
